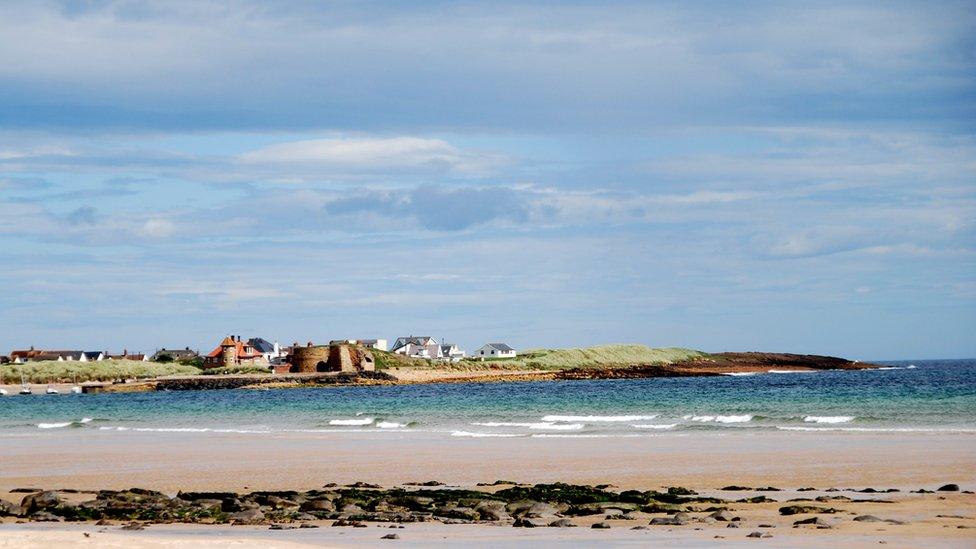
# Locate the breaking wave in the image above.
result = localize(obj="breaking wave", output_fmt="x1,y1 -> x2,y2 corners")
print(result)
541,414 -> 658,422
472,422 -> 584,431
632,423 -> 678,430
684,414 -> 754,423
329,418 -> 375,426
450,431 -> 523,438
803,416 -> 854,424
37,417 -> 93,429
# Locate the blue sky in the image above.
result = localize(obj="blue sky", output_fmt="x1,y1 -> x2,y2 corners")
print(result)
1,0 -> 974,359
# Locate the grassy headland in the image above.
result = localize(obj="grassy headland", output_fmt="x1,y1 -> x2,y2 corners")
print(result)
0,359 -> 202,384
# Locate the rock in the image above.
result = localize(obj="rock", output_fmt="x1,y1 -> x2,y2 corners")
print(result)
756,487 -> 781,492
30,511 -> 64,522
721,486 -> 753,491
709,510 -> 737,522
649,514 -> 688,526
746,531 -> 764,538
95,519 -> 111,526
779,505 -> 840,516
405,481 -> 444,486
737,496 -> 776,503
299,522 -> 319,529
937,484 -> 960,492
340,503 -> 365,515
21,491 -> 62,514
631,525 -> 649,530
228,508 -> 265,523
381,533 -> 400,539
120,522 -> 145,531
797,487 -> 817,492
301,499 -> 336,513
513,517 -> 549,528
474,501 -> 510,521
10,488 -> 43,493
522,501 -> 560,518
347,482 -> 382,489
727,522 -> 740,528
0,499 -> 20,517
269,524 -> 297,530
758,524 -> 775,528
591,521 -> 611,529
793,517 -> 831,528
853,515 -> 883,522
435,506 -> 479,521
549,518 -> 576,527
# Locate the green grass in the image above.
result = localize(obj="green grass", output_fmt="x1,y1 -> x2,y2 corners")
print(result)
0,359 -> 202,384
457,344 -> 706,370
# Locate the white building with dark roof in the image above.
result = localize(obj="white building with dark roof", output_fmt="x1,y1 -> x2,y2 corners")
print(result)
475,343 -> 517,359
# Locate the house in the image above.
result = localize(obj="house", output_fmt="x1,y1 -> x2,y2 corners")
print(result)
391,336 -> 442,359
247,338 -> 283,364
203,335 -> 268,369
108,350 -> 150,361
10,348 -> 85,362
439,343 -> 466,362
475,343 -> 517,359
152,347 -> 199,362
79,351 -> 106,362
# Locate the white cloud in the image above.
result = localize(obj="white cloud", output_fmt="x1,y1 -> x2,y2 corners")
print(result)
238,136 -> 504,177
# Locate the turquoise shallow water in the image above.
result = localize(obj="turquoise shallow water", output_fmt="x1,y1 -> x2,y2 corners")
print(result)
1,359 -> 974,437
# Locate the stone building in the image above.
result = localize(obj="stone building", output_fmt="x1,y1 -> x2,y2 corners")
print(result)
288,343 -> 375,374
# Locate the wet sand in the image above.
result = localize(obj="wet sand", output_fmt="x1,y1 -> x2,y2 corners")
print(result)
1,430 -> 974,493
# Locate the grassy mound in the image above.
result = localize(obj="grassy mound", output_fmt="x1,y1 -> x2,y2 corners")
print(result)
459,345 -> 706,370
0,359 -> 202,384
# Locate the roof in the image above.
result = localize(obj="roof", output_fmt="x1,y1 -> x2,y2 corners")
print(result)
391,336 -> 435,351
247,338 -> 275,353
206,337 -> 261,359
483,343 -> 515,352
83,351 -> 104,360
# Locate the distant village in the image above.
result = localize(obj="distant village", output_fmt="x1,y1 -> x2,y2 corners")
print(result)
2,336 -> 519,374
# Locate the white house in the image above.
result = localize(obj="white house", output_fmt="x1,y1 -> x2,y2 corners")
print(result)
247,338 -> 283,364
439,343 -> 466,362
391,336 -> 442,359
79,351 -> 105,362
475,343 -> 517,359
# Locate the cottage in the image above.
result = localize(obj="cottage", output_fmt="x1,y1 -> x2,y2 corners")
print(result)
475,343 -> 517,359
108,349 -> 150,361
391,336 -> 442,359
440,343 -> 466,362
203,336 -> 268,369
10,348 -> 85,362
79,351 -> 106,362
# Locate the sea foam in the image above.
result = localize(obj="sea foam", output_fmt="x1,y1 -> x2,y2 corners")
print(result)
329,418 -> 375,426
632,423 -> 678,430
685,414 -> 753,423
803,416 -> 854,424
450,431 -> 522,438
472,422 -> 584,430
541,414 -> 657,422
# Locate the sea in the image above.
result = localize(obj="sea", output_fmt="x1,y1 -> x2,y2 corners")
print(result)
1,359 -> 974,438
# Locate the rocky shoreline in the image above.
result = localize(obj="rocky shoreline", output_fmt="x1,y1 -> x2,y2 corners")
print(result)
3,481 -> 970,534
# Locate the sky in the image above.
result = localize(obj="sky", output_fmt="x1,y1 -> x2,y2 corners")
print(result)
0,1 -> 974,360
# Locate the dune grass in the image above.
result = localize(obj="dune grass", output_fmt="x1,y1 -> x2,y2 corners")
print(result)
457,344 -> 707,370
0,359 -> 202,384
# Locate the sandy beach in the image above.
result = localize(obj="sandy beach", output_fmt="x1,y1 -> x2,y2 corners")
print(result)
2,430 -> 973,493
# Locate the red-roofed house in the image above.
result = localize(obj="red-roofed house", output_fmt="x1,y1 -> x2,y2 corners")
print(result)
203,335 -> 268,369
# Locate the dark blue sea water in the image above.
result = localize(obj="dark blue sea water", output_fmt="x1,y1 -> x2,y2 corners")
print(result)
1,360 -> 974,437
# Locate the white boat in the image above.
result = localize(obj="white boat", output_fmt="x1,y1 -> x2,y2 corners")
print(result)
45,386 -> 59,395
20,374 -> 31,395
0,388 -> 7,396
70,386 -> 83,394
